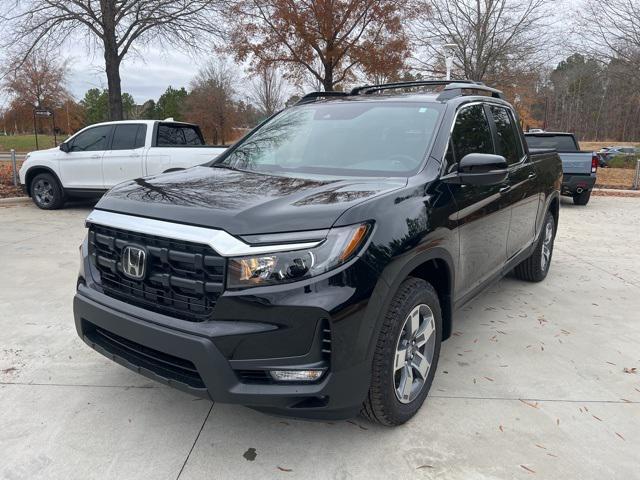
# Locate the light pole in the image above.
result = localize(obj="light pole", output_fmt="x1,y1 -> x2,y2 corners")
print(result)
442,44 -> 457,80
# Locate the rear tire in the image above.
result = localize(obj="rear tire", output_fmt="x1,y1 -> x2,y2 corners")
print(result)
514,211 -> 555,282
361,278 -> 442,426
30,173 -> 65,210
573,190 -> 591,205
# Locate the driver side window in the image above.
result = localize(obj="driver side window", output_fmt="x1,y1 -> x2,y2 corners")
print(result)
444,104 -> 494,173
69,126 -> 112,152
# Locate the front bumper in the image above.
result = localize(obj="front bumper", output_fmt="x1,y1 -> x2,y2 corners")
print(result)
561,174 -> 596,196
74,250 -> 379,419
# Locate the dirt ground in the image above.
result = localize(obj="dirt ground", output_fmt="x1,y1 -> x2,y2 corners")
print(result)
596,168 -> 636,189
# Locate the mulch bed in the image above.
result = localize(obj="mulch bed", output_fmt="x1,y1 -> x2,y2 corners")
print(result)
0,161 -> 26,198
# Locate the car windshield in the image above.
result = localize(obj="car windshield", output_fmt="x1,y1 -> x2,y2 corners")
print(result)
215,101 -> 443,177
525,135 -> 578,151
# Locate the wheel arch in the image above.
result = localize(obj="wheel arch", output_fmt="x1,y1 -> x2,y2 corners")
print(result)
361,247 -> 456,366
24,166 -> 63,197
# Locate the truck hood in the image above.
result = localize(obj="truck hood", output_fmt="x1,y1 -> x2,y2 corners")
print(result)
95,166 -> 406,235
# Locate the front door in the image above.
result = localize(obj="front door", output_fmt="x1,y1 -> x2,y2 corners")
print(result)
446,103 -> 511,301
58,125 -> 112,189
102,124 -> 147,188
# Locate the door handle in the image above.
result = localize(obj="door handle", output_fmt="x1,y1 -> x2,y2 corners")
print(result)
499,185 -> 511,194
528,172 -> 537,179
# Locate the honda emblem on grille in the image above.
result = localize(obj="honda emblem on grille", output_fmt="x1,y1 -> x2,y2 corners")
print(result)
122,246 -> 146,280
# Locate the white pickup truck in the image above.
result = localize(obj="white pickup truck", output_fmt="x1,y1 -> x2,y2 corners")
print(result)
19,119 -> 227,209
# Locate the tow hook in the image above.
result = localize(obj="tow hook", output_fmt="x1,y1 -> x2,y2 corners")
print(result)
576,187 -> 584,194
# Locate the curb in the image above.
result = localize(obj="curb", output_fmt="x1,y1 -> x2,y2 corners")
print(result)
0,196 -> 30,204
592,188 -> 640,197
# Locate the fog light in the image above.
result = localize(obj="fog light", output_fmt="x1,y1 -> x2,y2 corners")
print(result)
270,369 -> 325,382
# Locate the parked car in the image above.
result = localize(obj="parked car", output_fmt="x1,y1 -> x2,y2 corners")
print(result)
18,119 -> 226,209
74,80 -> 562,426
597,146 -> 638,166
524,131 -> 597,205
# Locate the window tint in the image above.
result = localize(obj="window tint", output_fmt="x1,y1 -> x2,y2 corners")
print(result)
491,106 -> 523,164
449,104 -> 494,165
111,124 -> 146,150
525,135 -> 578,151
157,125 -> 203,146
70,126 -> 111,152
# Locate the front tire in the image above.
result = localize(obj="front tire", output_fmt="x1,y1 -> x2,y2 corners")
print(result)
361,278 -> 442,426
573,190 -> 591,205
30,173 -> 65,210
514,211 -> 555,282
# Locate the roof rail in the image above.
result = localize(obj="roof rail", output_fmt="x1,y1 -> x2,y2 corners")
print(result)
295,91 -> 350,105
294,79 -> 504,105
436,82 -> 504,100
350,79 -> 477,95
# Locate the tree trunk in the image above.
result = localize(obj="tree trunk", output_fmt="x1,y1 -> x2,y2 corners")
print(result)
100,0 -> 123,120
323,64 -> 334,91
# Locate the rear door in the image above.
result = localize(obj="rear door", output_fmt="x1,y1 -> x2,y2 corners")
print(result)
446,103 -> 511,300
58,125 -> 112,189
101,124 -> 147,188
489,106 -> 540,260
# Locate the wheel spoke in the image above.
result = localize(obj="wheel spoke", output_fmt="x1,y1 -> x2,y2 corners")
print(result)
398,365 -> 413,401
412,351 -> 430,380
414,317 -> 434,347
408,308 -> 420,335
394,345 -> 408,371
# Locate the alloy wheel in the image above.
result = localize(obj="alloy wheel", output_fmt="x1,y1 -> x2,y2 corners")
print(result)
541,219 -> 554,271
33,179 -> 54,207
394,304 -> 436,404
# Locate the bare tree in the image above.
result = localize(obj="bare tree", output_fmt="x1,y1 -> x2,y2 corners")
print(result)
1,0 -> 223,120
249,66 -> 287,117
579,0 -> 640,68
410,0 -> 555,83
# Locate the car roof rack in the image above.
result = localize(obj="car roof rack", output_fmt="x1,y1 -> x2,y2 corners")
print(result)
350,79 -> 477,95
295,79 -> 504,106
295,91 -> 351,105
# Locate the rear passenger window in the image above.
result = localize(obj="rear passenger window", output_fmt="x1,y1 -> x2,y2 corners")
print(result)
490,106 -> 523,164
447,104 -> 494,169
157,125 -> 204,146
111,124 -> 146,150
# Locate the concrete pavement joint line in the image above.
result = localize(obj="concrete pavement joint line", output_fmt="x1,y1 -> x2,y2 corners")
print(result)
0,381 -> 162,389
430,395 -> 639,404
1,383 -> 637,405
176,403 -> 214,480
556,246 -> 637,286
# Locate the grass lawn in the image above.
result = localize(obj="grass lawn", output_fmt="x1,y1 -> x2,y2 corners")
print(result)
0,135 -> 58,152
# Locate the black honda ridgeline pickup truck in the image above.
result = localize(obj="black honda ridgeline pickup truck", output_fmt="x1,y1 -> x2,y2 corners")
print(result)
74,80 -> 562,426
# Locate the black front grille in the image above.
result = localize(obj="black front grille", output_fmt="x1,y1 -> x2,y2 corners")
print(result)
88,224 -> 225,322
84,321 -> 205,389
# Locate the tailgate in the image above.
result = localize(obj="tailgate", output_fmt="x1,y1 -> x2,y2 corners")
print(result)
558,152 -> 592,175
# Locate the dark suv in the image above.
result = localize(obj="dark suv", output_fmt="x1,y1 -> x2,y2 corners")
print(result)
74,80 -> 562,426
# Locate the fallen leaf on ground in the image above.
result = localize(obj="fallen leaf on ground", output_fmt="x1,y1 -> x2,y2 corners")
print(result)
623,367 -> 637,374
592,415 -> 602,421
535,444 -> 546,450
520,465 -> 535,474
416,465 -> 433,469
520,399 -> 539,409
484,376 -> 494,382
499,425 -> 504,432
615,432 -> 625,441
277,466 -> 293,472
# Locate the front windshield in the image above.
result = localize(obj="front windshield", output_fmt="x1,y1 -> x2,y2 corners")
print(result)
216,101 -> 443,177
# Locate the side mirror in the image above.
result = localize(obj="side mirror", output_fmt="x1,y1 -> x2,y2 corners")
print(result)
443,153 -> 508,186
59,142 -> 70,153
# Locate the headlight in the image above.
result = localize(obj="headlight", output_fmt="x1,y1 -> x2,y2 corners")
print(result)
227,223 -> 371,289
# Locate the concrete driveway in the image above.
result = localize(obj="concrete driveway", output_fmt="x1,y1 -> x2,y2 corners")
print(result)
1,196 -> 639,480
